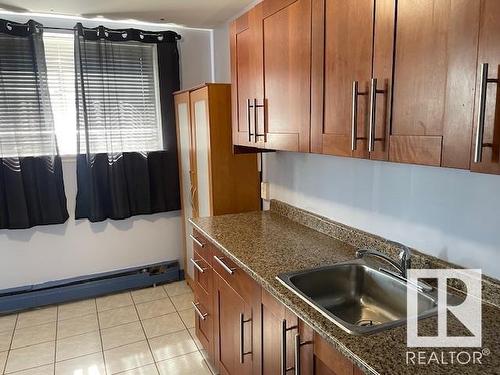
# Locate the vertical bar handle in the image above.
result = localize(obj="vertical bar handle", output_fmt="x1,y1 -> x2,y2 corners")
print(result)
351,81 -> 359,151
294,334 -> 301,375
368,78 -> 377,152
475,63 -> 489,163
280,319 -> 287,375
239,313 -> 252,364
247,99 -> 253,142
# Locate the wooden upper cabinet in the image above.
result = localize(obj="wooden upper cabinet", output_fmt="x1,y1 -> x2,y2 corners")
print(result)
390,0 -> 480,168
311,0 -> 395,160
231,0 -> 312,152
231,10 -> 265,149
470,0 -> 500,174
261,0 -> 312,152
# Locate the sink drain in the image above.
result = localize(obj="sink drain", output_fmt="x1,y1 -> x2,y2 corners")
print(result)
355,319 -> 380,327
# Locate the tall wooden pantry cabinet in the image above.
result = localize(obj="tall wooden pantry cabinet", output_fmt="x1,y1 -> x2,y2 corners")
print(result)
174,83 -> 260,282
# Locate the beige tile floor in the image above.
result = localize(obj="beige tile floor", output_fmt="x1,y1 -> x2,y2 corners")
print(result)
0,281 -> 214,375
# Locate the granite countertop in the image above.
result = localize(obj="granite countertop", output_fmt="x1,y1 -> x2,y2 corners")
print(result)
190,208 -> 500,375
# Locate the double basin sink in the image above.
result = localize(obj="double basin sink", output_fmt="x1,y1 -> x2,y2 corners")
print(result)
277,260 -> 462,335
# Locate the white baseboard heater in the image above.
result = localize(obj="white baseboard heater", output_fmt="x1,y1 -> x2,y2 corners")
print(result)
0,260 -> 181,314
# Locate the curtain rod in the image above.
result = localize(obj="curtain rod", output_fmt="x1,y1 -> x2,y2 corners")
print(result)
36,26 -> 182,40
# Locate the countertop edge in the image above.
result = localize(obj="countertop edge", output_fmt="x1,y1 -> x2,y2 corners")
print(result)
189,218 -> 380,375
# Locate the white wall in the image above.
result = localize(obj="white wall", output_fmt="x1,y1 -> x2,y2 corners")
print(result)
264,152 -> 500,279
0,13 -> 213,290
213,23 -> 231,83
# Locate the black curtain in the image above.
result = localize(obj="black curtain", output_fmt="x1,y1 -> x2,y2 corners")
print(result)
74,24 -> 181,222
0,19 -> 69,229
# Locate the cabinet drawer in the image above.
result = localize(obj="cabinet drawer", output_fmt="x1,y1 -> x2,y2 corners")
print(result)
191,229 -> 212,264
212,247 -> 255,302
192,249 -> 212,297
193,295 -> 213,354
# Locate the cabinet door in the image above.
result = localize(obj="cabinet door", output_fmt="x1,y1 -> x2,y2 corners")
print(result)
260,0 -> 311,152
190,87 -> 212,217
231,9 -> 265,149
261,289 -> 299,374
389,0 -> 480,168
369,0 -> 396,161
174,92 -> 195,279
313,333 -> 354,375
260,289 -> 314,375
312,0 -> 375,158
470,0 -> 500,174
214,274 -> 254,375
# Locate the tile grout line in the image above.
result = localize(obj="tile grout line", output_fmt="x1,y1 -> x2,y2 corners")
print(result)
95,297 -> 110,375
53,305 -> 58,375
131,287 -> 166,375
1,284 -> 193,375
169,287 -> 214,374
2,314 -> 18,375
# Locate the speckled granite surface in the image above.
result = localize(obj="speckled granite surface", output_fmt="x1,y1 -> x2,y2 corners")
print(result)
189,201 -> 500,375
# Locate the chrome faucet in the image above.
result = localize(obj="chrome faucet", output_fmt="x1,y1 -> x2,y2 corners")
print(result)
355,245 -> 411,278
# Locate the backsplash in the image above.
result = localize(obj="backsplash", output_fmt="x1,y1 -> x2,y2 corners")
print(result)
270,199 -> 500,308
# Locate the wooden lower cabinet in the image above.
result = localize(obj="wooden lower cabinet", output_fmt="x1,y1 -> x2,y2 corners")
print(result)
191,231 -> 364,375
214,273 -> 255,375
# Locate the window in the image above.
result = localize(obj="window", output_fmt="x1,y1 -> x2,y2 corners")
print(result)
44,32 -> 77,155
43,32 -> 163,156
0,32 -> 57,158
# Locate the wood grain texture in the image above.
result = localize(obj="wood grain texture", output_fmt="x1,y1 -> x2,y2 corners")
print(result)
298,320 -> 314,375
206,84 -> 260,216
231,17 -> 253,147
174,92 -> 192,274
389,135 -> 443,166
470,0 -> 500,175
320,0 -> 374,158
310,0 -> 325,154
313,332 -> 354,375
391,0 -> 480,169
214,273 -> 254,375
260,288 -> 299,375
262,0 -> 312,152
370,0 -> 396,161
193,249 -> 214,359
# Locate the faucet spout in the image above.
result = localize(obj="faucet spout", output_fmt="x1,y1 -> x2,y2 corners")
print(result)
355,245 -> 411,278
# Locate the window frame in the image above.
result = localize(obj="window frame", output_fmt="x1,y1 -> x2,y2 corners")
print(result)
43,30 -> 164,157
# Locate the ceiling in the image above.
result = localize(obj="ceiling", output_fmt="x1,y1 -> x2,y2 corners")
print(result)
0,0 -> 255,28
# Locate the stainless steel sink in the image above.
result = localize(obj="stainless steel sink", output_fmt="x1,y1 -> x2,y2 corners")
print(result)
277,260 -> 458,335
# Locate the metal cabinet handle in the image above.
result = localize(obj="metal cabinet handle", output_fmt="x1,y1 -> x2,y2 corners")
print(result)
281,319 -> 298,375
252,98 -> 266,143
351,81 -> 368,151
294,334 -> 301,375
213,255 -> 236,275
474,63 -> 499,163
239,313 -> 252,363
247,99 -> 253,142
189,258 -> 206,273
192,302 -> 208,320
190,234 -> 204,248
368,78 -> 386,152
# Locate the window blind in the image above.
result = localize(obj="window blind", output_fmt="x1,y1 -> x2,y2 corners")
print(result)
76,39 -> 163,154
44,32 -> 77,155
0,32 -> 56,158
